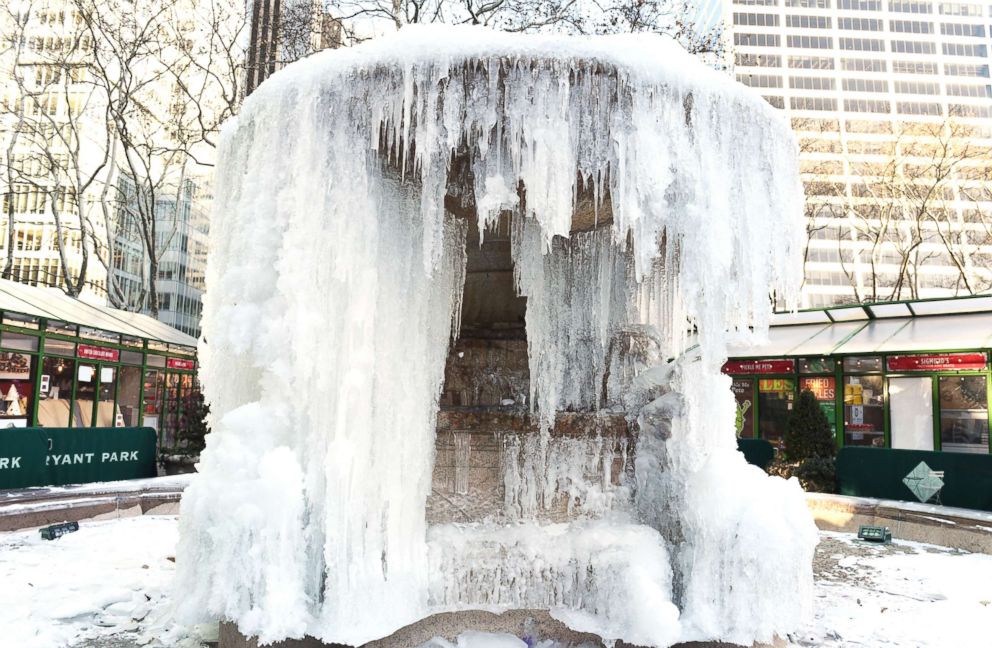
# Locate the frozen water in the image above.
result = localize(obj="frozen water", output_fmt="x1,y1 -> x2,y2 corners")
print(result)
176,25 -> 816,648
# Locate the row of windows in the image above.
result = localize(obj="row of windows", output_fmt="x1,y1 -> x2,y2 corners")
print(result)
735,11 -> 780,25
730,0 -> 985,8
890,18 -> 934,31
845,98 -> 893,112
793,75 -> 838,89
788,14 -> 832,27
844,58 -> 887,71
844,77 -> 890,91
737,34 -> 989,59
790,55 -> 834,68
839,17 -> 884,29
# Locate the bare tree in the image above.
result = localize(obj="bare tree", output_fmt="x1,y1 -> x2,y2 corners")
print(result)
318,0 -> 723,54
799,116 -> 992,304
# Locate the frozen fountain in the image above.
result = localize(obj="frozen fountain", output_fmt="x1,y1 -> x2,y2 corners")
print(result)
176,26 -> 818,648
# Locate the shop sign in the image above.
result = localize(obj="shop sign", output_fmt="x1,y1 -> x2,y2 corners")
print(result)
758,378 -> 793,393
800,377 -> 835,400
77,344 -> 119,362
886,353 -> 986,373
0,427 -> 156,489
722,359 -> 795,375
166,358 -> 195,371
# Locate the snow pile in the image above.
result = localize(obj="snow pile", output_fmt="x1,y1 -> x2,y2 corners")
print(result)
177,25 -> 815,648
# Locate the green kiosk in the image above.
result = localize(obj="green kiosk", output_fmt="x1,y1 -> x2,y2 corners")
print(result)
0,279 -> 198,489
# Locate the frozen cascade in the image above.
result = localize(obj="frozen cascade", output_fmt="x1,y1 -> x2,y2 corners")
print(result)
176,25 -> 818,648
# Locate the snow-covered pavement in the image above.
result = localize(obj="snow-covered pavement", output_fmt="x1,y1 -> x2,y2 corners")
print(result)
1,517 -> 990,648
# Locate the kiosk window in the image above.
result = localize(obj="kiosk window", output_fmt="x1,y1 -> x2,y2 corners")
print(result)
844,375 -> 885,446
758,378 -> 794,446
732,377 -> 755,438
38,356 -> 74,427
939,376 -> 989,454
0,352 -> 33,427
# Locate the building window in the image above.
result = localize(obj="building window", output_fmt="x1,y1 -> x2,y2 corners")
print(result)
939,375 -> 989,453
788,35 -> 834,49
945,83 -> 992,97
788,0 -> 831,5
889,18 -> 935,32
845,98 -> 892,112
940,21 -> 986,35
843,78 -> 890,92
838,0 -> 882,8
938,1 -> 982,13
897,101 -> 943,115
764,95 -> 786,108
838,17 -> 883,29
844,375 -> 885,446
737,53 -> 783,67
893,60 -> 938,74
734,0 -> 780,4
787,14 -> 832,28
735,11 -> 781,25
791,76 -> 836,90
888,0 -> 934,12
895,80 -> 940,93
759,378 -> 795,447
949,103 -> 992,118
842,58 -> 887,72
840,37 -> 885,50
891,39 -> 936,53
790,55 -> 835,69
944,63 -> 990,77
0,352 -> 34,426
791,96 -> 839,110
735,33 -> 782,47
942,42 -> 988,56
737,74 -> 784,88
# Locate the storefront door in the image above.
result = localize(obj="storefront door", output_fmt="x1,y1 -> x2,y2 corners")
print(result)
889,376 -> 934,451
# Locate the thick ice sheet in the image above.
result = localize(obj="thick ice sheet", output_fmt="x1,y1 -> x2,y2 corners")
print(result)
176,25 -> 814,648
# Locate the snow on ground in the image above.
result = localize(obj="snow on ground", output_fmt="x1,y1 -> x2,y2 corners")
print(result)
790,531 -> 992,647
0,515 -> 211,648
0,518 -> 990,648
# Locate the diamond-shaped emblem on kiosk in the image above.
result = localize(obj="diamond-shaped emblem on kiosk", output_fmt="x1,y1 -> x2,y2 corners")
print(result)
902,461 -> 944,503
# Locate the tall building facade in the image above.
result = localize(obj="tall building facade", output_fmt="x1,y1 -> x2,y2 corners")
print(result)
111,177 -> 208,338
2,1 -> 217,331
0,3 -> 110,303
715,0 -> 992,306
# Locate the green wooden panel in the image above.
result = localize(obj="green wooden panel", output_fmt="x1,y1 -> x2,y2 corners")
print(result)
837,446 -> 992,512
0,427 -> 157,489
738,438 -> 776,470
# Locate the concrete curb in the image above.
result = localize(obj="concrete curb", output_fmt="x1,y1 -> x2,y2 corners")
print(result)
806,492 -> 992,553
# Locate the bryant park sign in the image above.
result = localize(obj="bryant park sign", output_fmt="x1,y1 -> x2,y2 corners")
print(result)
0,427 -> 156,489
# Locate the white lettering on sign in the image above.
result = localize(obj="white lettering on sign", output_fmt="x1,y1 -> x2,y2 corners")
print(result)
44,451 -> 138,465
0,457 -> 22,469
101,451 -> 139,462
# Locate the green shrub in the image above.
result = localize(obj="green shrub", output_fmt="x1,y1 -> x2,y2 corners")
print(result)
785,389 -> 836,462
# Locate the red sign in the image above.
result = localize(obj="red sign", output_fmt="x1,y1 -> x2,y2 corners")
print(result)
800,376 -> 836,400
167,358 -> 196,371
722,359 -> 795,375
886,353 -> 987,372
77,344 -> 119,362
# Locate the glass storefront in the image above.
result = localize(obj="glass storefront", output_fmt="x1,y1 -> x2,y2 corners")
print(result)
724,350 -> 992,454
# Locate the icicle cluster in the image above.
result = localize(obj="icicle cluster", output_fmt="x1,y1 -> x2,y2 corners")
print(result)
176,25 -> 816,648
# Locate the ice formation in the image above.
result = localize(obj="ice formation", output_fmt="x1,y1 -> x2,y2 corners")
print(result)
176,26 -> 818,648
